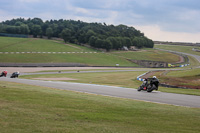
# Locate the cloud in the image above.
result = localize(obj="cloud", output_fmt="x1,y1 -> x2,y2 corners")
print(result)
18,0 -> 39,2
0,9 -> 23,22
0,0 -> 200,42
118,0 -> 200,33
135,25 -> 200,43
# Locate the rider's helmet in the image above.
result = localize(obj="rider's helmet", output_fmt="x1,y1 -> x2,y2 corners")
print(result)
153,76 -> 156,79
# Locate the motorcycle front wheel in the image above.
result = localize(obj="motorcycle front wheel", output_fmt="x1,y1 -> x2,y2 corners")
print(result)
137,86 -> 142,91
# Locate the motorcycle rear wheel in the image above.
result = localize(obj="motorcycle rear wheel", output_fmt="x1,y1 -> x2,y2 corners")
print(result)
147,84 -> 153,92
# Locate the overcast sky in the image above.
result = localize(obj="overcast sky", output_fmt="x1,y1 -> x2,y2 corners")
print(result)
0,0 -> 200,43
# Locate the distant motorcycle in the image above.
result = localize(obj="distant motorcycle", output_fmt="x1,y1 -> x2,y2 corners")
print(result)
0,71 -> 7,77
10,72 -> 20,78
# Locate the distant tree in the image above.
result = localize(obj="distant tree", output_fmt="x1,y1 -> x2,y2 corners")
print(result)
95,38 -> 104,48
46,27 -> 53,39
32,25 -> 42,38
89,36 -> 97,47
6,26 -> 15,34
50,24 -> 59,37
132,37 -> 147,48
0,24 -> 3,32
20,24 -> 29,34
77,31 -> 86,44
107,37 -> 118,50
146,39 -> 154,48
31,18 -> 43,25
134,37 -> 142,48
61,28 -> 71,43
15,21 -> 23,26
115,37 -> 123,50
124,37 -> 132,48
42,23 -> 49,36
85,30 -> 96,42
0,17 -> 154,49
132,37 -> 137,47
105,39 -> 112,51
15,26 -> 20,34
27,22 -> 34,35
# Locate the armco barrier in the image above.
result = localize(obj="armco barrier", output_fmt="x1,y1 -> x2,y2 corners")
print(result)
0,33 -> 28,38
136,72 -> 149,81
179,64 -> 190,67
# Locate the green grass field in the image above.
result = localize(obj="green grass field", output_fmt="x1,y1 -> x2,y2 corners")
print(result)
111,50 -> 180,63
0,37 -> 181,66
155,44 -> 200,56
1,81 -> 200,133
0,53 -> 139,66
167,68 -> 200,77
188,56 -> 200,67
0,37 -> 96,52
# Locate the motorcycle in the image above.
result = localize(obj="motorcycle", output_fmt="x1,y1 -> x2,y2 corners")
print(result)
10,72 -> 19,78
0,72 -> 7,77
137,84 -> 158,92
137,78 -> 159,92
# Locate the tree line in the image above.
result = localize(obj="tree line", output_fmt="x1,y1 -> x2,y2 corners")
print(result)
0,18 -> 154,51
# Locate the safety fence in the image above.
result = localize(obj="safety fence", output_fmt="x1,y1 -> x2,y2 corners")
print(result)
136,72 -> 149,81
0,33 -> 28,38
179,64 -> 190,67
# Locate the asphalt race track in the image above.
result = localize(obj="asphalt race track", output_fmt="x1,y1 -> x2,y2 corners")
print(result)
0,77 -> 200,108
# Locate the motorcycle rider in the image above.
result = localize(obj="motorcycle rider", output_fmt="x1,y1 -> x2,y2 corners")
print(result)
141,78 -> 148,90
150,76 -> 159,90
4,70 -> 8,77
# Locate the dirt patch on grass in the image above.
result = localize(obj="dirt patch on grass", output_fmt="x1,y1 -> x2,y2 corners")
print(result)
161,77 -> 200,89
140,71 -> 158,79
33,78 -> 77,81
178,55 -> 184,63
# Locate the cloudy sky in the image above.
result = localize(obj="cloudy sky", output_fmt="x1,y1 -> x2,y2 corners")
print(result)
0,0 -> 200,42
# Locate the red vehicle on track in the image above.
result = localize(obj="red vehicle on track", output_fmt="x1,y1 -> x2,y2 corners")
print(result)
0,71 -> 7,77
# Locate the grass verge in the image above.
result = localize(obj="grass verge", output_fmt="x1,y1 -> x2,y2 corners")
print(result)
0,37 -> 95,52
0,81 -> 200,133
0,53 -> 139,66
158,68 -> 200,89
110,50 -> 180,63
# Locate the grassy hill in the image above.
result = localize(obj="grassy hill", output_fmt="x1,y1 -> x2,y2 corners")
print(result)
155,44 -> 200,56
111,50 -> 180,63
0,37 -> 96,52
0,37 -> 181,66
